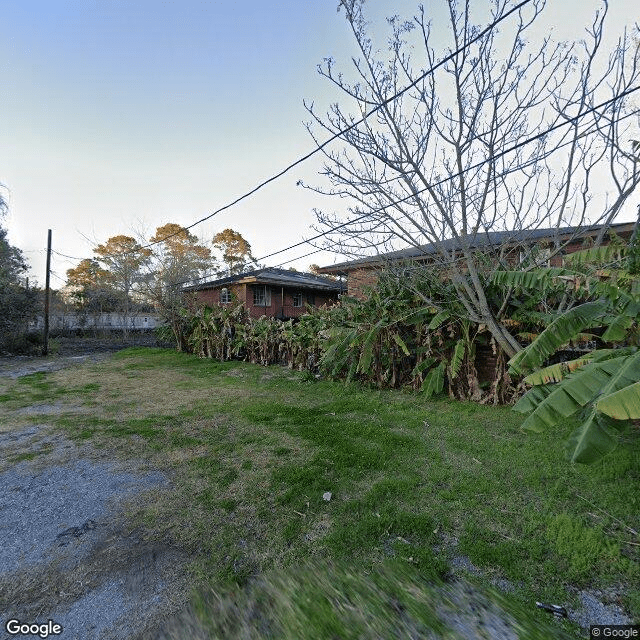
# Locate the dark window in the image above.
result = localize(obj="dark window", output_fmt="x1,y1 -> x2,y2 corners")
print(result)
253,285 -> 271,307
220,288 -> 231,304
292,292 -> 304,307
306,294 -> 315,306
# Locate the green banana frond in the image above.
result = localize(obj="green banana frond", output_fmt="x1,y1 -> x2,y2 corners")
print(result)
520,355 -> 631,432
602,312 -> 636,342
564,244 -> 629,266
523,357 -> 594,385
392,333 -> 410,356
508,300 -> 609,375
420,362 -> 445,398
596,380 -> 640,420
358,322 -> 383,374
513,384 -> 554,414
411,357 -> 437,377
566,411 -> 620,463
449,339 -> 466,379
520,351 -> 640,464
491,268 -> 573,292
428,310 -> 450,330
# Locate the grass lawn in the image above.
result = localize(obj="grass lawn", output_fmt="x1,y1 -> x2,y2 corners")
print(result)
2,347 -> 638,638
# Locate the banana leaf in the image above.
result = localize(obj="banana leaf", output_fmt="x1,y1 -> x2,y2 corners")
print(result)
602,313 -> 635,342
521,356 -> 630,431
428,311 -> 450,330
522,352 -> 640,464
564,244 -> 628,266
392,333 -> 411,356
421,362 -> 445,397
450,339 -> 466,379
523,357 -> 593,385
566,411 -> 620,463
491,268 -> 572,292
513,384 -> 554,414
411,357 -> 437,376
509,300 -> 609,375
597,381 -> 640,420
358,322 -> 383,374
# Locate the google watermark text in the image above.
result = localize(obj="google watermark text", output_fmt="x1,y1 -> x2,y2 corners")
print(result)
5,619 -> 63,639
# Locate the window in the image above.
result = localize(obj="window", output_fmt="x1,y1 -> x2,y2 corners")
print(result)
306,294 -> 315,306
292,292 -> 304,307
252,285 -> 271,307
220,288 -> 231,304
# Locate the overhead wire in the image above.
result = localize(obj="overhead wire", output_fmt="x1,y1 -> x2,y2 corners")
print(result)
46,0 -> 636,291
274,247 -> 327,269
49,270 -> 67,284
124,0 -> 535,254
256,87 -> 640,263
51,82 -> 638,294
53,249 -> 85,262
49,0 -> 535,287
173,84 -> 639,290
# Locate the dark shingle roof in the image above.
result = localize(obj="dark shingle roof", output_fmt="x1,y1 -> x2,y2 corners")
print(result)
184,267 -> 345,292
318,222 -> 636,273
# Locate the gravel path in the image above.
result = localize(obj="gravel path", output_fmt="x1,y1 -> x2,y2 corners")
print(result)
0,353 -> 190,640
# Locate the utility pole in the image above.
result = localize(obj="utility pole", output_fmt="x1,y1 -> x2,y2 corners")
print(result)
43,229 -> 52,356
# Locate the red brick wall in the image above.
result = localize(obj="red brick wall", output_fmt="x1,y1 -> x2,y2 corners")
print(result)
345,230 -> 635,295
246,286 -> 339,318
348,268 -> 380,300
192,284 -> 338,318
192,283 -> 246,307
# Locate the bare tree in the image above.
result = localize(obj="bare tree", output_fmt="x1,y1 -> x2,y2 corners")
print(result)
304,0 -> 640,356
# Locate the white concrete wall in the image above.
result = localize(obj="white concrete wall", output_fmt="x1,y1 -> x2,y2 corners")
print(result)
30,312 -> 163,331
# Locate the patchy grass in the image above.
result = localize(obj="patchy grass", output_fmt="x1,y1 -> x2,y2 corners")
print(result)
161,560 -> 577,640
163,561 -> 571,640
3,347 -> 638,638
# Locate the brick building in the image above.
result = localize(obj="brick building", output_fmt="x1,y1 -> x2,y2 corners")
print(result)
184,267 -> 345,319
316,223 -> 637,299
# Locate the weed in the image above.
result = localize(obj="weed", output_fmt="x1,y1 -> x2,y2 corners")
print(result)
8,452 -> 38,463
546,514 -> 623,583
6,347 -> 636,636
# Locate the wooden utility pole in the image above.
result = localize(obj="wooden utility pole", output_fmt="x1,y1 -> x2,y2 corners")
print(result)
43,229 -> 52,356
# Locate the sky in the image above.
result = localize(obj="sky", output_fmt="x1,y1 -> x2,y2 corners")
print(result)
1,0 -> 638,287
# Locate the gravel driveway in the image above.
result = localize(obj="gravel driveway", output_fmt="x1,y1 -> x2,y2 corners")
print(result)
0,354 -> 191,640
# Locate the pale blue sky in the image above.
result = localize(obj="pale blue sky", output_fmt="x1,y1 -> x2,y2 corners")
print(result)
1,0 -> 638,285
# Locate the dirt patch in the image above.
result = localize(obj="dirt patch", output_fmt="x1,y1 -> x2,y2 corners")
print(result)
0,355 -> 192,640
0,354 -> 113,380
15,402 -> 86,416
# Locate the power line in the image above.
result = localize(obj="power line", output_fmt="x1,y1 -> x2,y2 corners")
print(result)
127,0 -> 535,254
49,270 -> 67,284
274,247 -> 327,269
58,84 -> 639,290
53,249 -> 85,262
253,86 -> 640,264
51,86 -> 638,292
176,84 -> 639,288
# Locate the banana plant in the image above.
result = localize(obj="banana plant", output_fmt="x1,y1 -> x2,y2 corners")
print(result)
499,235 -> 640,462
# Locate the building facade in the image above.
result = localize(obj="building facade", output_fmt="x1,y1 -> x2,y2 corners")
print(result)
185,267 -> 345,319
316,223 -> 637,299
